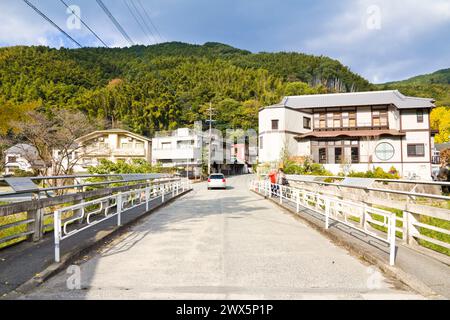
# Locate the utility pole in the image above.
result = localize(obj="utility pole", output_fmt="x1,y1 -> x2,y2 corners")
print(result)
206,102 -> 215,176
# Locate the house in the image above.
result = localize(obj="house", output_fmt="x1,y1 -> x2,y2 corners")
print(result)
54,129 -> 152,173
259,90 -> 436,180
230,141 -> 257,174
3,144 -> 45,176
152,125 -> 231,177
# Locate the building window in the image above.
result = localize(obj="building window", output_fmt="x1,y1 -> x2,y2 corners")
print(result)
333,112 -> 341,128
375,142 -> 395,161
351,147 -> 359,163
319,148 -> 327,164
319,113 -> 326,129
121,142 -> 131,149
303,117 -> 311,129
161,142 -> 171,150
335,147 -> 342,164
407,144 -> 425,157
259,136 -> 263,149
349,111 -> 356,127
271,120 -> 279,130
372,107 -> 388,127
416,109 -> 424,123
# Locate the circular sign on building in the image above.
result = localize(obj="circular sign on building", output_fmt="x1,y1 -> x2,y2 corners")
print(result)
375,142 -> 395,161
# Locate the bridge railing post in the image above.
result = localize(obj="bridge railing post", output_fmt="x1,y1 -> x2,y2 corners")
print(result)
296,190 -> 300,213
279,185 -> 283,204
325,198 -> 330,229
389,214 -> 396,266
145,187 -> 150,211
161,185 -> 165,203
361,204 -> 367,230
53,210 -> 61,263
117,192 -> 123,226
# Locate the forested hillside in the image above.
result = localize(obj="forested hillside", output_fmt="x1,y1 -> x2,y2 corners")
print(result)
0,42 -> 372,136
385,68 -> 450,85
377,72 -> 450,143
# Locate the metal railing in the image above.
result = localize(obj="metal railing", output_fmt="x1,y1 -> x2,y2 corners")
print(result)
250,180 -> 397,265
255,174 -> 450,261
53,179 -> 191,262
0,174 -> 177,249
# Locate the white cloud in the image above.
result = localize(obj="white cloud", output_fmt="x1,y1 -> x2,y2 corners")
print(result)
302,0 -> 450,82
305,0 -> 450,50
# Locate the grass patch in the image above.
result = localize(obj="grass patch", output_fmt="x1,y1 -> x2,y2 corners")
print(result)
0,213 -> 28,249
374,205 -> 449,256
417,216 -> 450,256
370,206 -> 403,238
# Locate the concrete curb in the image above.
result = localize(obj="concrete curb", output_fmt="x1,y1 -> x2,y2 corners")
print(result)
251,190 -> 445,300
3,189 -> 192,300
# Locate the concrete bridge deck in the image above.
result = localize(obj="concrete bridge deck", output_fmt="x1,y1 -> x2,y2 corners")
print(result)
20,175 -> 424,300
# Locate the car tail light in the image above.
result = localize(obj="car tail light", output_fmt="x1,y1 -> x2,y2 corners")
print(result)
208,179 -> 211,182
222,179 -> 226,182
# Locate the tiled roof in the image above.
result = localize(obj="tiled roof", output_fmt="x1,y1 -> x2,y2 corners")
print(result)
269,90 -> 435,110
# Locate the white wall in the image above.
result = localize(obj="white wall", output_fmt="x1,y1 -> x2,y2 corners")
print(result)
403,131 -> 431,163
258,107 -> 312,163
401,109 -> 429,131
357,106 -> 372,127
388,105 -> 399,130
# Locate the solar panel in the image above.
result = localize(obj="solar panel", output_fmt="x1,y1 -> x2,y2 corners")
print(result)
4,177 -> 39,192
341,178 -> 375,189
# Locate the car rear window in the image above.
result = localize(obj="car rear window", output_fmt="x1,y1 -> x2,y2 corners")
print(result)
210,174 -> 224,179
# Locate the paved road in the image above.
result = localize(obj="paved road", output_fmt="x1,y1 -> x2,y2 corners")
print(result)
22,175 -> 423,299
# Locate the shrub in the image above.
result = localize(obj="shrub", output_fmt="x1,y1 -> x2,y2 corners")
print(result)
345,166 -> 400,179
284,158 -> 333,176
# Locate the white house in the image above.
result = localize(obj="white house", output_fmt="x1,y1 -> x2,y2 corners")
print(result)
54,129 -> 152,173
259,90 -> 436,180
3,144 -> 45,176
152,126 -> 231,176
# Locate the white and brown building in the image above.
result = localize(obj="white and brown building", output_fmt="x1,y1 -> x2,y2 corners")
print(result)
259,90 -> 437,180
54,129 -> 152,173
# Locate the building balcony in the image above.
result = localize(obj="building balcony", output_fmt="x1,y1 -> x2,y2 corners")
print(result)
84,147 -> 112,156
112,148 -> 146,157
313,125 -> 390,132
152,147 -> 201,161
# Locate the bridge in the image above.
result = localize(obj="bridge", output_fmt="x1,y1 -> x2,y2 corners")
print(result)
0,174 -> 449,299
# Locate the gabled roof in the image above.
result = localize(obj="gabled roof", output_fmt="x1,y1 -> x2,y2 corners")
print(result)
5,144 -> 38,154
268,90 -> 435,110
76,129 -> 152,143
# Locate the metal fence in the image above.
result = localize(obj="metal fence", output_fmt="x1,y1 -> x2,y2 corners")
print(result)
0,174 -> 181,249
254,174 -> 450,262
54,179 -> 191,262
250,180 -> 397,265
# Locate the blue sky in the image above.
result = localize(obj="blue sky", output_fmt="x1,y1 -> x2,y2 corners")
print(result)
0,0 -> 449,83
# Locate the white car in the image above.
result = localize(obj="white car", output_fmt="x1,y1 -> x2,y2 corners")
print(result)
207,173 -> 227,190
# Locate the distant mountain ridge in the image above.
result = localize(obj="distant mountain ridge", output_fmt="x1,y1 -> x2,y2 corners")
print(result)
385,68 -> 450,85
0,41 -> 372,136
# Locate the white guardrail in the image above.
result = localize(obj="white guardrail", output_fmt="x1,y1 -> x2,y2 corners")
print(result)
250,180 -> 397,265
53,179 -> 191,262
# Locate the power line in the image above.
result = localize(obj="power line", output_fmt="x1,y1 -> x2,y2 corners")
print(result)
95,0 -> 135,46
135,0 -> 166,43
22,0 -> 82,48
59,0 -> 110,48
128,0 -> 157,44
123,0 -> 155,44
